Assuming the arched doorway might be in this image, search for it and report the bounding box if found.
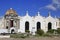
[48,22,52,30]
[37,22,41,31]
[25,21,29,32]
[11,29,15,34]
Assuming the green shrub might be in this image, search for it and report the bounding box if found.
[36,29,44,36]
[25,30,30,33]
[56,28,60,34]
[47,29,56,34]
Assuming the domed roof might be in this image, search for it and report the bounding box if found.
[5,8,17,15]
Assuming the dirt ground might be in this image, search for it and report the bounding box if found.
[0,37,60,40]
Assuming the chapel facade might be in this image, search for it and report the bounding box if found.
[0,8,60,34]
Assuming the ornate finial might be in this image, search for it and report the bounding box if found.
[55,15,56,18]
[37,11,40,16]
[48,11,51,16]
[10,8,12,10]
[26,11,29,16]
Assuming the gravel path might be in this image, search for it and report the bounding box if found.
[0,37,60,40]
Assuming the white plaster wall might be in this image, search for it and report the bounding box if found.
[34,16,44,32]
[45,16,58,32]
[18,15,59,33]
[19,15,33,33]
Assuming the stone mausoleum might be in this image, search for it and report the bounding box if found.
[0,8,60,35]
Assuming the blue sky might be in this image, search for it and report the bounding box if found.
[0,0,60,17]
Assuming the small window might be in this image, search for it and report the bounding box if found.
[56,22,57,26]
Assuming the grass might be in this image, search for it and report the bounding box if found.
[10,33,60,38]
[10,33,30,38]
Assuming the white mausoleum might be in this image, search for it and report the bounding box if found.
[0,8,60,34]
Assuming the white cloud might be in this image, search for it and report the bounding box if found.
[45,5,56,10]
[45,0,60,10]
[52,0,60,4]
[39,0,60,11]
[52,0,60,8]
